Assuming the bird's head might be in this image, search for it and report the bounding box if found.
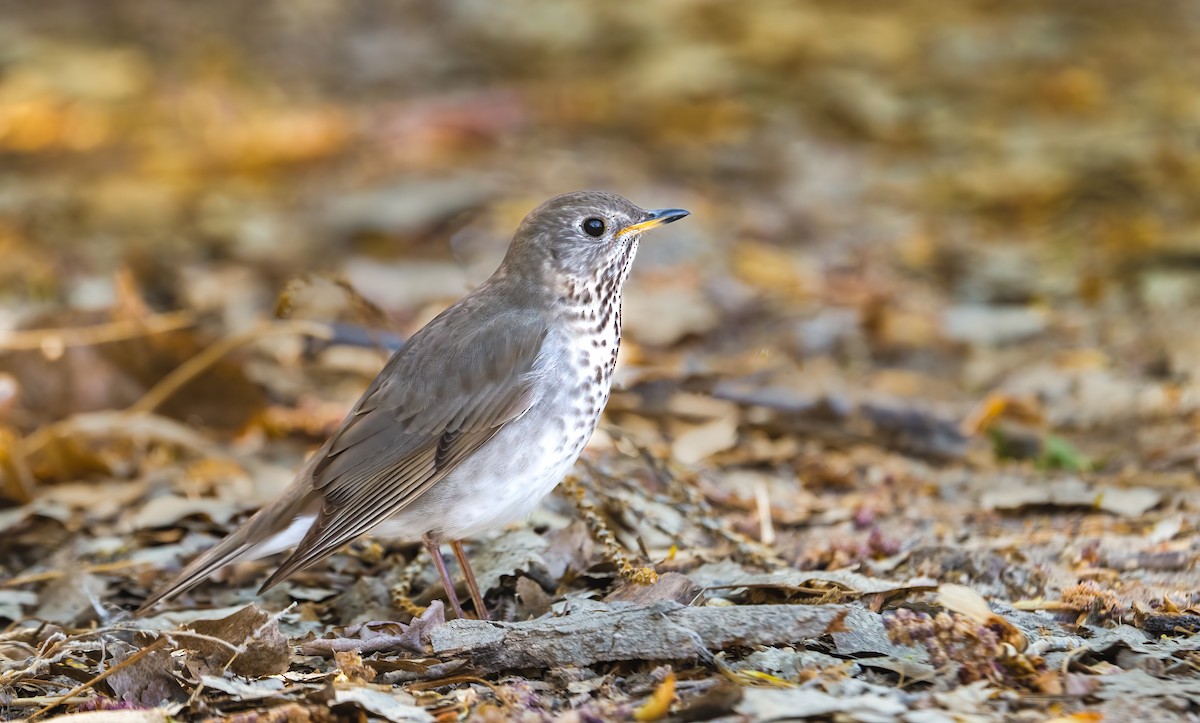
[500,190,689,292]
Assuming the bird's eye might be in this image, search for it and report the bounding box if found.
[581,217,606,238]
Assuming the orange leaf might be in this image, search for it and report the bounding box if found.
[634,671,676,721]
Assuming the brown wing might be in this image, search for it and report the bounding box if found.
[258,301,548,589]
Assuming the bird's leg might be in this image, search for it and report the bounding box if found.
[451,540,490,621]
[422,534,466,620]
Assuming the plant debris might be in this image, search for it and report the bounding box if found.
[2,1,1200,721]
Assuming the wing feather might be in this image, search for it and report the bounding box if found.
[258,302,548,590]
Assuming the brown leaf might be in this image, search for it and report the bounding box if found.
[606,573,701,606]
[514,576,553,620]
[183,604,290,677]
[106,641,187,708]
[333,649,377,685]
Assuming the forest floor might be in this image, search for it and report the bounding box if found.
[2,1,1200,721]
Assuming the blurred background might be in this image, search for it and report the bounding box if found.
[5,3,1200,715]
[2,1,1200,518]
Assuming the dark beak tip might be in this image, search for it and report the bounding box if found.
[651,208,691,225]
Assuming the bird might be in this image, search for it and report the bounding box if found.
[137,191,690,620]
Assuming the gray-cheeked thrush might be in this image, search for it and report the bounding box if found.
[138,191,689,619]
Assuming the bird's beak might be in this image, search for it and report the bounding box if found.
[617,208,690,238]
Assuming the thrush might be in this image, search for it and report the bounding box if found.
[137,191,689,619]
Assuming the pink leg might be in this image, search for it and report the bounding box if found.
[451,540,490,621]
[422,534,465,620]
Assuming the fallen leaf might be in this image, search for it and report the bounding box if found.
[183,604,290,677]
[981,477,1161,517]
[36,713,170,723]
[623,285,719,346]
[938,583,1026,652]
[633,670,676,721]
[199,674,289,701]
[130,494,242,530]
[671,414,738,465]
[333,686,434,723]
[607,572,701,606]
[107,642,187,708]
[0,589,38,621]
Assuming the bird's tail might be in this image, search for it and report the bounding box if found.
[135,482,319,615]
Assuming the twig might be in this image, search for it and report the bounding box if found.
[128,318,333,415]
[158,629,245,656]
[5,694,99,708]
[754,477,775,545]
[406,674,504,695]
[0,310,195,351]
[27,637,166,720]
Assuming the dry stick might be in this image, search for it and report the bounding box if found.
[0,310,195,351]
[27,638,166,720]
[129,318,334,415]
[406,674,508,704]
[754,477,775,545]
[406,674,503,692]
[4,695,99,708]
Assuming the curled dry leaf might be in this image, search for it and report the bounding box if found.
[332,686,434,723]
[937,583,1026,652]
[633,669,676,721]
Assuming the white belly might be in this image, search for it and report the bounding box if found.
[246,323,615,554]
[377,325,613,541]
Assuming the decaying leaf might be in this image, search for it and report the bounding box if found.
[606,572,701,606]
[182,604,291,677]
[5,2,1200,720]
[633,669,676,721]
[332,686,433,722]
[938,583,1026,651]
[106,642,187,708]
